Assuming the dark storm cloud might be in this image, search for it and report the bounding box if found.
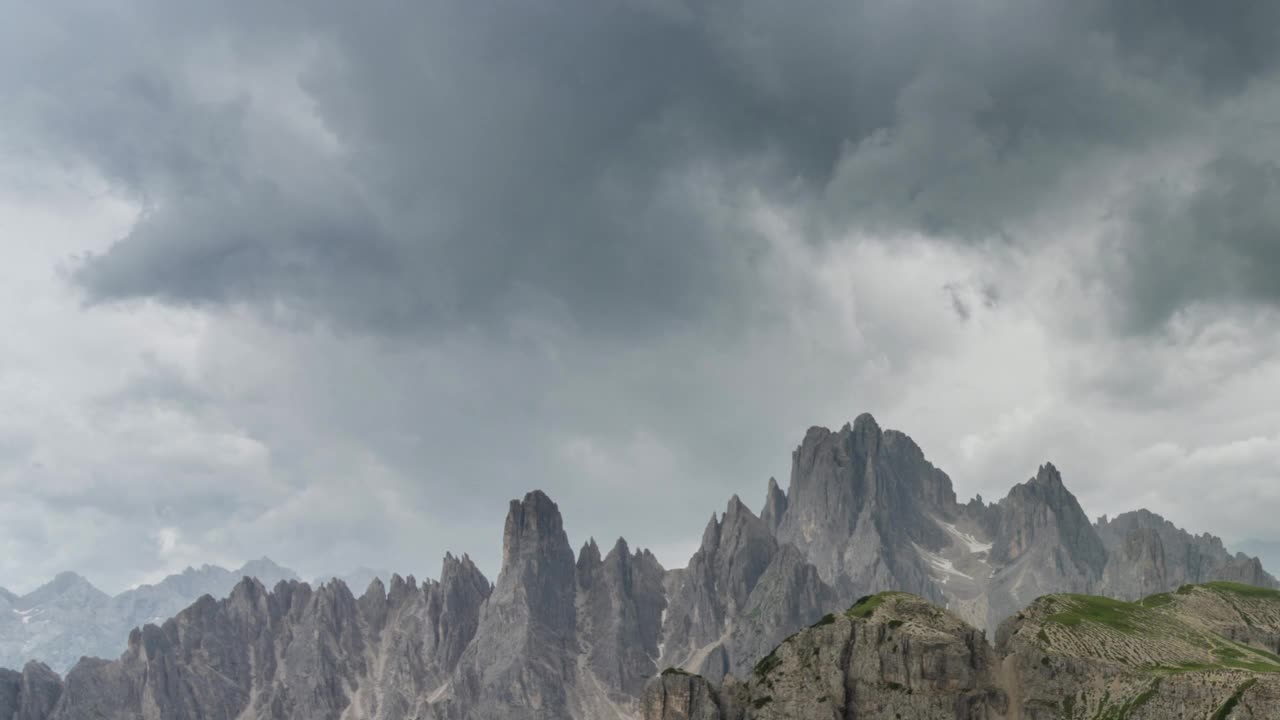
[5,0,1264,335]
[6,0,1280,588]
[1114,155,1280,331]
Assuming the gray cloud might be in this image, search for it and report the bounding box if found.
[3,0,1280,590]
[1113,155,1280,331]
[9,0,1265,334]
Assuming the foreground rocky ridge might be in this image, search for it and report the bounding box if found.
[2,413,1275,719]
[643,585,1280,719]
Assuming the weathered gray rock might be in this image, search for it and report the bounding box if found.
[659,495,838,684]
[646,593,1005,720]
[979,463,1108,628]
[721,544,835,681]
[775,416,953,603]
[641,671,724,720]
[0,668,17,719]
[660,497,779,674]
[1096,509,1277,600]
[759,478,786,535]
[0,661,62,720]
[438,490,579,719]
[578,538,666,698]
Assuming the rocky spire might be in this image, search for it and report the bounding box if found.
[660,495,798,681]
[760,477,787,533]
[432,552,491,672]
[578,537,667,698]
[443,490,579,718]
[576,538,602,590]
[992,462,1106,577]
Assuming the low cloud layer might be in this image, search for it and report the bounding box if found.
[1,0,1279,592]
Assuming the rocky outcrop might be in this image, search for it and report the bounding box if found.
[438,490,580,719]
[759,479,786,535]
[645,583,1280,719]
[0,661,62,720]
[578,538,667,698]
[996,582,1280,718]
[646,592,1006,720]
[640,671,725,720]
[659,497,779,676]
[721,544,836,681]
[659,496,837,683]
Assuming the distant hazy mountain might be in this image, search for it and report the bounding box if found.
[1237,538,1280,579]
[313,566,392,593]
[1,413,1274,719]
[0,558,297,673]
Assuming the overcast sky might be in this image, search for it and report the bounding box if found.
[2,0,1279,594]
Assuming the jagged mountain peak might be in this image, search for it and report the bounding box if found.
[361,575,387,599]
[500,490,568,570]
[761,476,787,532]
[609,536,631,557]
[7,416,1280,720]
[577,539,603,587]
[722,494,756,525]
[18,572,108,610]
[237,556,295,579]
[1031,461,1064,487]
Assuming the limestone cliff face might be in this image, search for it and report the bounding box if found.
[1096,509,1277,600]
[577,538,667,699]
[646,593,1005,720]
[978,463,1109,629]
[775,415,954,602]
[441,491,579,720]
[640,671,725,720]
[659,496,837,684]
[660,496,779,674]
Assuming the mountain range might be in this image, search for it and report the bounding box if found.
[1,413,1275,719]
[0,559,299,674]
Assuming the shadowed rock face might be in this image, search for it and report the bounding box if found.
[578,538,667,698]
[0,661,62,720]
[4,413,1278,720]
